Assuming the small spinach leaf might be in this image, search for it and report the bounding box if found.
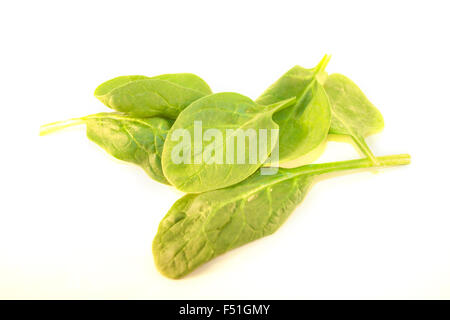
[94,73,212,119]
[40,113,173,184]
[323,73,384,164]
[153,154,411,279]
[256,55,331,163]
[162,92,296,193]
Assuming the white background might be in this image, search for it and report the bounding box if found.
[1,0,449,299]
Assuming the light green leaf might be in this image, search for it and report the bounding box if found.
[323,73,384,164]
[162,92,296,193]
[151,73,212,95]
[93,75,150,97]
[94,73,212,119]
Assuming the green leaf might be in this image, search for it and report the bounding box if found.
[94,73,212,119]
[93,75,150,97]
[40,113,173,184]
[256,55,331,163]
[151,73,212,95]
[323,73,384,164]
[161,92,296,193]
[153,154,411,279]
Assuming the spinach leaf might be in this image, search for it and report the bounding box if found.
[40,113,173,184]
[94,73,212,119]
[323,73,384,164]
[93,75,150,97]
[150,73,212,94]
[256,55,331,163]
[161,92,296,193]
[153,154,411,279]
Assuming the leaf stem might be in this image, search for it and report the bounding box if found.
[39,118,85,136]
[351,134,379,165]
[289,154,410,177]
[314,54,332,74]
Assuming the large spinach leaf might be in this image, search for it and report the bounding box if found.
[161,92,296,193]
[40,113,173,184]
[323,74,384,164]
[153,154,411,278]
[256,55,331,163]
[94,73,212,119]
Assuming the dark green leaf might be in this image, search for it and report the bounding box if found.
[40,113,173,184]
[153,154,410,278]
[256,55,331,163]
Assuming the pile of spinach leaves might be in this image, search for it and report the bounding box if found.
[41,57,410,279]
